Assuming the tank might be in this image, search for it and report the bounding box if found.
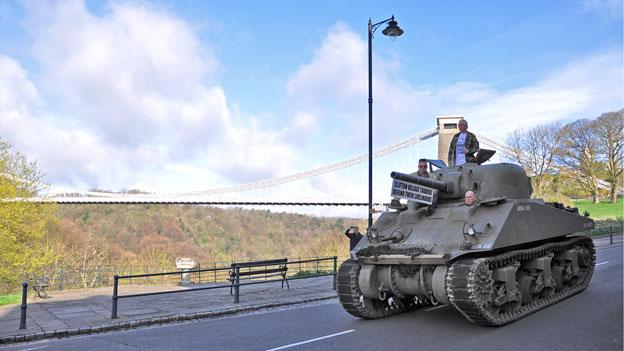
[337,161,595,326]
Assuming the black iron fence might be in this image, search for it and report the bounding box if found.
[111,256,338,319]
[18,256,347,293]
[582,224,623,244]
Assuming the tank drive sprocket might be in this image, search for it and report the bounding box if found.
[337,259,424,319]
[447,236,595,326]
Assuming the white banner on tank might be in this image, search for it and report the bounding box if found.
[390,179,434,205]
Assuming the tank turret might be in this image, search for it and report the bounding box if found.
[392,162,532,202]
[337,162,595,326]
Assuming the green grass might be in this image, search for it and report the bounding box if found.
[0,294,21,306]
[291,270,331,278]
[574,198,623,220]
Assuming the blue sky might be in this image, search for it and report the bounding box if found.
[0,0,622,196]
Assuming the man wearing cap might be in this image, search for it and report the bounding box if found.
[448,119,479,166]
[344,226,363,251]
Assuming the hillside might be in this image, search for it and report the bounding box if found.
[48,205,364,268]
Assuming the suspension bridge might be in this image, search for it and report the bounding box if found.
[36,124,510,204]
[22,117,622,216]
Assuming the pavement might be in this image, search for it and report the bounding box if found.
[0,234,621,346]
[0,274,337,345]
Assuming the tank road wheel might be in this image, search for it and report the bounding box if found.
[552,266,565,291]
[519,275,536,305]
[336,259,417,319]
[448,236,596,326]
[577,247,592,268]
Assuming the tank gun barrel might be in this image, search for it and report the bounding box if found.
[390,171,450,192]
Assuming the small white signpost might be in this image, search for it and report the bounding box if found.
[176,257,198,285]
[390,179,435,205]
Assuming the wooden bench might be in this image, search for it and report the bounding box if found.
[31,276,50,298]
[228,258,289,295]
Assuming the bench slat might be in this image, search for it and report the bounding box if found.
[235,268,287,277]
[232,258,287,268]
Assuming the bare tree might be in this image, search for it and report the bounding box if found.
[594,110,624,203]
[505,121,563,196]
[558,119,601,203]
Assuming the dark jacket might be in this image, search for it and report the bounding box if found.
[448,131,479,166]
[344,229,363,250]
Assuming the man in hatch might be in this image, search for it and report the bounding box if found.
[413,158,431,178]
[465,190,476,206]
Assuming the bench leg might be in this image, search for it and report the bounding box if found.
[282,275,290,289]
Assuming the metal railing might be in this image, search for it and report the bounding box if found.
[111,256,337,319]
[18,257,332,293]
[583,224,623,244]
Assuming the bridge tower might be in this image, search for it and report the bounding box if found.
[436,115,463,165]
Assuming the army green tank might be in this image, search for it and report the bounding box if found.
[337,160,595,326]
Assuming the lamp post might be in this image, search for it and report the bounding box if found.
[368,16,404,229]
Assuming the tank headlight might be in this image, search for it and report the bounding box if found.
[467,226,475,236]
[369,228,378,239]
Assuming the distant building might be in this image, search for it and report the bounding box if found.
[436,115,463,165]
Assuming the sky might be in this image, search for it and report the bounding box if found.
[0,0,622,198]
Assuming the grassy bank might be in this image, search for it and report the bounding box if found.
[574,198,623,220]
[0,294,20,306]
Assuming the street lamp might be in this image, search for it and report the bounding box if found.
[368,15,404,229]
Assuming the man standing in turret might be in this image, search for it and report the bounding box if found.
[448,119,479,166]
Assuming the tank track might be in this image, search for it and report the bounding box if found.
[447,236,595,326]
[336,258,425,319]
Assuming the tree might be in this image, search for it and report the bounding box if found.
[594,110,624,203]
[505,122,563,197]
[558,119,602,203]
[0,139,56,292]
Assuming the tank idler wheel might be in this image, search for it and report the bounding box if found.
[336,259,419,319]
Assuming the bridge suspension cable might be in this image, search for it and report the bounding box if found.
[178,128,439,196]
[46,127,438,204]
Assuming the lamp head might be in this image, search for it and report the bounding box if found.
[382,16,404,37]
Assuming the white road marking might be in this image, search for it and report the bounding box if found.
[596,262,609,266]
[266,330,355,351]
[425,305,447,312]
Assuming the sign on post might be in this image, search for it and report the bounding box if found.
[391,179,435,205]
[176,257,198,285]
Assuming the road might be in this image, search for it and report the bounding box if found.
[3,245,622,351]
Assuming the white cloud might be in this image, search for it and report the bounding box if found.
[27,1,222,146]
[0,55,126,189]
[579,0,623,17]
[0,1,297,191]
[1,6,621,211]
[460,50,623,142]
[285,22,436,153]
[287,22,622,151]
[0,55,41,112]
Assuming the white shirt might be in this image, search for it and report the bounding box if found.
[455,132,467,165]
